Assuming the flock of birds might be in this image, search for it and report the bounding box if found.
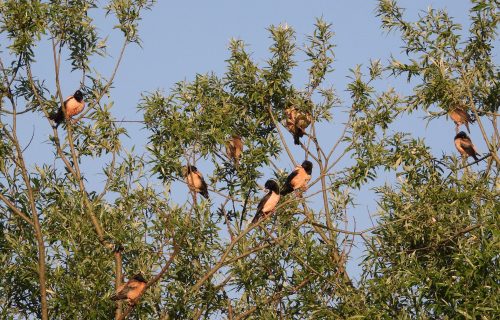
[180,105,314,225]
[450,107,481,161]
[48,91,481,305]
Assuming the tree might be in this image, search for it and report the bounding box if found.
[0,0,498,319]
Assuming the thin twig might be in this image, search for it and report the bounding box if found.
[445,153,492,179]
[266,104,297,167]
[405,224,482,253]
[234,276,313,320]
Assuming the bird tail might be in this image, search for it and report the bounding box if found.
[49,109,64,127]
[280,184,293,196]
[201,189,209,199]
[251,211,262,224]
[465,122,470,134]
[293,133,300,145]
[110,293,126,301]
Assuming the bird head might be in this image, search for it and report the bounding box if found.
[73,90,84,102]
[182,165,197,176]
[301,160,313,175]
[132,273,147,283]
[264,180,279,193]
[455,131,468,140]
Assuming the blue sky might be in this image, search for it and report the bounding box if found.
[3,1,496,281]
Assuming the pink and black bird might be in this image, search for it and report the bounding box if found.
[49,90,85,128]
[225,135,243,168]
[183,165,209,199]
[280,160,313,196]
[252,180,280,223]
[449,107,474,134]
[285,107,312,145]
[110,274,147,306]
[454,131,480,161]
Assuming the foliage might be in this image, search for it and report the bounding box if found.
[0,0,498,319]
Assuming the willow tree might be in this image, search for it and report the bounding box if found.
[0,0,498,319]
[358,1,499,318]
[0,0,161,319]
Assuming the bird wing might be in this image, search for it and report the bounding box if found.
[226,140,235,157]
[197,172,209,199]
[459,137,472,149]
[261,192,280,213]
[463,109,473,123]
[111,283,131,301]
[280,167,300,195]
[472,143,480,156]
[285,169,299,186]
[459,138,477,156]
[450,109,473,129]
[285,167,300,185]
[233,138,243,155]
[255,192,271,216]
[253,191,278,223]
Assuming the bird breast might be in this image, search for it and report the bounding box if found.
[127,282,146,300]
[65,97,85,117]
[186,173,203,190]
[262,192,280,213]
[454,138,465,154]
[291,168,310,190]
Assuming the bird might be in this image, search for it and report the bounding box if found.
[280,160,313,196]
[285,107,312,145]
[225,135,243,168]
[252,180,280,223]
[182,165,209,199]
[49,90,85,128]
[448,106,473,134]
[454,131,480,161]
[110,273,147,305]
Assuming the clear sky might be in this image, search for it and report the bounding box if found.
[3,1,497,281]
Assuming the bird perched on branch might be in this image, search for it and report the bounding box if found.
[454,131,480,161]
[225,135,243,168]
[280,160,313,196]
[252,180,280,223]
[285,107,312,145]
[448,106,474,133]
[182,165,209,199]
[49,90,85,128]
[110,274,147,305]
